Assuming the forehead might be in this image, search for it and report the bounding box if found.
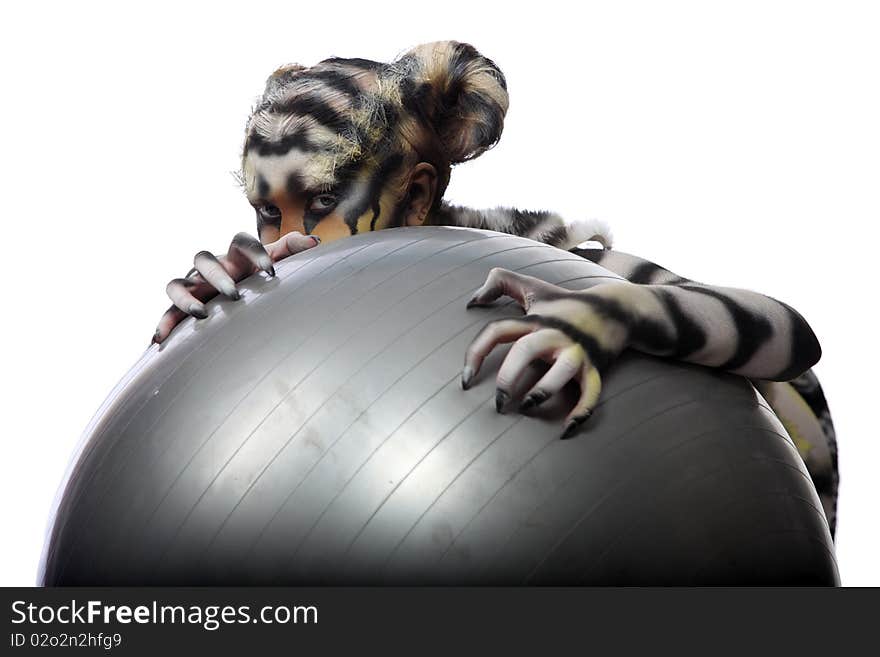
[243,149,342,201]
[243,60,383,201]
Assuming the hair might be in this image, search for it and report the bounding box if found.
[241,41,509,207]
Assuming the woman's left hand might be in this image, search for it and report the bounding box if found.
[462,268,638,439]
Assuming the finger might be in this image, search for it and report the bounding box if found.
[519,344,585,412]
[193,251,240,299]
[152,305,188,344]
[227,232,275,277]
[263,231,321,264]
[166,278,208,318]
[461,318,535,390]
[467,267,562,312]
[495,329,569,412]
[561,364,603,439]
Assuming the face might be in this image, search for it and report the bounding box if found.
[243,140,416,246]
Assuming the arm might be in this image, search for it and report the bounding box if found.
[438,202,822,379]
[570,247,822,382]
[462,252,822,438]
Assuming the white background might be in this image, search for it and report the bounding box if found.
[1,1,877,585]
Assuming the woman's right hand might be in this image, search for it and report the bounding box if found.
[152,231,320,344]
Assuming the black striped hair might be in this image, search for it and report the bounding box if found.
[241,41,509,206]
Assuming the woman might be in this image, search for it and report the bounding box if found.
[153,41,838,535]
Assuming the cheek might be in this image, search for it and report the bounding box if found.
[350,189,408,234]
[354,205,380,234]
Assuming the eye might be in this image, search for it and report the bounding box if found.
[257,204,281,220]
[308,194,338,213]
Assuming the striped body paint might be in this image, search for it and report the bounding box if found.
[161,40,837,537]
[458,241,835,535]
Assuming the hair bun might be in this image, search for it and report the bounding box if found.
[396,41,509,164]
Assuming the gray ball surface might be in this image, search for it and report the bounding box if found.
[39,227,838,585]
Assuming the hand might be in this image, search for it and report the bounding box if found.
[461,268,636,439]
[152,231,320,344]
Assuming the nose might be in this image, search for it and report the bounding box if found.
[279,206,306,238]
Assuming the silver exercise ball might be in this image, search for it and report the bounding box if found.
[39,227,838,585]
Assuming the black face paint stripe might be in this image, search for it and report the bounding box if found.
[369,198,382,232]
[254,177,280,234]
[245,131,318,157]
[679,284,774,371]
[257,175,270,200]
[341,153,405,233]
[255,207,281,237]
[299,161,361,234]
[286,172,306,197]
[303,199,339,234]
[304,211,339,235]
[290,169,326,234]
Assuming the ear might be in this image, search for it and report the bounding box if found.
[403,162,438,226]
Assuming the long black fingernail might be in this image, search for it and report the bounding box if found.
[311,235,321,244]
[267,265,276,277]
[151,329,161,345]
[560,421,578,440]
[461,366,474,390]
[188,303,208,319]
[519,390,551,413]
[560,410,592,440]
[495,389,510,413]
[466,297,480,309]
[519,396,538,412]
